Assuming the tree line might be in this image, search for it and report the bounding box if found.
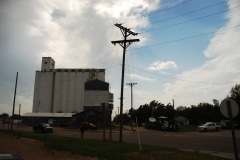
[113,84,240,126]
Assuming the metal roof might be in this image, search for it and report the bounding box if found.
[22,112,74,118]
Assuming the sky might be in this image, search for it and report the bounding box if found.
[0,0,240,116]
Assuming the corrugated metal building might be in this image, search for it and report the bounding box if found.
[32,57,113,114]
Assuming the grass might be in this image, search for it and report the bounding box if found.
[0,129,229,160]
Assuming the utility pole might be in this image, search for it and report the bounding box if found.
[111,23,140,142]
[102,103,106,142]
[18,104,21,127]
[11,72,18,130]
[172,99,175,109]
[126,83,137,130]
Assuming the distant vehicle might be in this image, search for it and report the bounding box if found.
[220,120,240,129]
[161,121,170,131]
[144,116,171,131]
[33,123,53,133]
[0,154,22,160]
[144,121,162,130]
[198,122,221,132]
[80,122,97,131]
[220,120,231,129]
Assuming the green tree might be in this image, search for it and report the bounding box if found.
[188,105,199,125]
[113,113,131,125]
[212,99,220,107]
[176,106,188,118]
[135,104,152,125]
[229,84,240,105]
[165,103,175,120]
[1,113,9,123]
[153,102,165,117]
[228,83,240,119]
[12,114,21,120]
[149,100,159,116]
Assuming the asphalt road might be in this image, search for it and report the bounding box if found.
[53,126,240,159]
[7,125,240,159]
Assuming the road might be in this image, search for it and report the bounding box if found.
[7,125,240,159]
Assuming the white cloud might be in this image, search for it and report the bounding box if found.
[162,0,240,106]
[94,0,159,26]
[0,0,161,114]
[2,0,239,114]
[15,95,33,115]
[129,73,155,81]
[204,0,240,58]
[149,61,178,71]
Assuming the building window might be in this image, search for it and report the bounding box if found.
[44,62,48,64]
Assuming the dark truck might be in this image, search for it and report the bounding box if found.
[33,123,53,133]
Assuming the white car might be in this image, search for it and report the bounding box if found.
[198,122,221,132]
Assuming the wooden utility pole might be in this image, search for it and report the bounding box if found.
[102,103,106,141]
[126,83,137,110]
[111,23,139,142]
[11,72,18,130]
[18,104,21,127]
[126,82,137,131]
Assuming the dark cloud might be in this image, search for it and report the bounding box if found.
[0,0,160,114]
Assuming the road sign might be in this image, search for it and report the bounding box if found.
[220,98,240,160]
[220,98,239,118]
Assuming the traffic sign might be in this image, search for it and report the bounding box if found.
[220,98,239,118]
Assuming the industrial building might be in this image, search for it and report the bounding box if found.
[22,57,113,126]
[32,57,113,113]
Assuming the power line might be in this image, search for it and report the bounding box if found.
[126,0,226,30]
[128,65,240,85]
[148,0,193,17]
[15,2,234,95]
[123,0,193,25]
[145,0,226,27]
[141,6,240,33]
[131,24,240,50]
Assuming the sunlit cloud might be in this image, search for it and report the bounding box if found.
[149,61,178,71]
[159,0,240,106]
[129,73,155,81]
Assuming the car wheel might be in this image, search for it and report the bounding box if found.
[204,128,207,132]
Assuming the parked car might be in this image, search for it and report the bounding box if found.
[220,120,231,129]
[220,120,240,129]
[198,122,221,132]
[80,122,97,131]
[145,121,164,130]
[161,121,170,131]
[33,123,53,133]
[0,154,22,160]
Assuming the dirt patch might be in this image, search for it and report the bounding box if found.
[0,133,98,160]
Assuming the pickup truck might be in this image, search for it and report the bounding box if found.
[198,122,221,132]
[33,123,53,133]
